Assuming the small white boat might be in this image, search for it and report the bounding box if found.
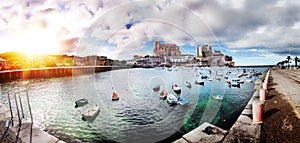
[177,97,189,105]
[232,78,241,82]
[75,98,88,107]
[185,81,192,88]
[230,82,240,87]
[246,79,252,83]
[237,80,244,84]
[82,104,100,121]
[207,78,213,81]
[153,84,160,91]
[212,94,223,101]
[167,93,178,105]
[172,84,181,94]
[201,75,208,79]
[160,89,168,99]
[195,80,204,85]
[215,76,221,80]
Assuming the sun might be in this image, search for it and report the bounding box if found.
[3,28,60,55]
[19,29,60,54]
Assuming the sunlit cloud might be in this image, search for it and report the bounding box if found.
[0,0,300,65]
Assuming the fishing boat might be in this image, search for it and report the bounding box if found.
[82,104,100,121]
[172,84,181,94]
[159,89,168,100]
[75,98,88,107]
[167,93,178,105]
[212,94,223,101]
[177,97,189,105]
[246,79,252,83]
[112,92,119,101]
[153,84,160,91]
[185,81,192,88]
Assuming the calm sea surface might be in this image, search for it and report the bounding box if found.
[0,67,267,142]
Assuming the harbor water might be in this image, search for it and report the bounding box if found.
[0,67,266,142]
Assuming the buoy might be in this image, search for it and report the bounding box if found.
[252,101,264,124]
[259,88,266,101]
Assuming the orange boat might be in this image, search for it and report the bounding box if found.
[159,90,168,100]
[112,92,119,101]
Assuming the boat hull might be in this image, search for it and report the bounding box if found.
[82,105,100,122]
[75,98,88,107]
[167,93,178,105]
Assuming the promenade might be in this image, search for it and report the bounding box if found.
[260,68,300,142]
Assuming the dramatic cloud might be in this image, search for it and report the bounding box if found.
[0,0,300,65]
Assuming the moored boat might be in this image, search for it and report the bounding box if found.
[230,81,240,87]
[185,81,192,88]
[172,84,181,94]
[75,98,88,107]
[212,94,223,101]
[237,80,244,84]
[201,75,208,79]
[153,84,160,91]
[167,93,178,105]
[82,104,100,121]
[195,79,204,85]
[177,96,189,105]
[159,89,168,100]
[112,92,119,100]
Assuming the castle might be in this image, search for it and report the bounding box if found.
[153,41,181,57]
[196,45,235,67]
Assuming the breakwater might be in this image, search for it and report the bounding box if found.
[0,66,130,83]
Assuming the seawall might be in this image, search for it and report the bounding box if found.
[0,66,131,83]
[174,68,270,143]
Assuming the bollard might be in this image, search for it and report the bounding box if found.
[263,82,268,90]
[259,88,266,101]
[264,79,268,84]
[252,101,264,124]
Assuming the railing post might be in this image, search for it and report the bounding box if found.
[26,90,33,123]
[14,93,22,125]
[7,92,14,126]
[18,92,25,118]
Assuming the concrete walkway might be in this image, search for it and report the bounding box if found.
[271,69,300,118]
[0,103,65,143]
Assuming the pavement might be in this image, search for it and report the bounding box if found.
[0,103,65,143]
[271,69,300,118]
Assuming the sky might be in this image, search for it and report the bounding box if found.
[1,0,300,66]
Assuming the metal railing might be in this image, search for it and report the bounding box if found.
[3,89,33,143]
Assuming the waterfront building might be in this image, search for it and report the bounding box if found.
[169,54,195,65]
[0,58,7,70]
[196,45,235,67]
[153,41,181,57]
